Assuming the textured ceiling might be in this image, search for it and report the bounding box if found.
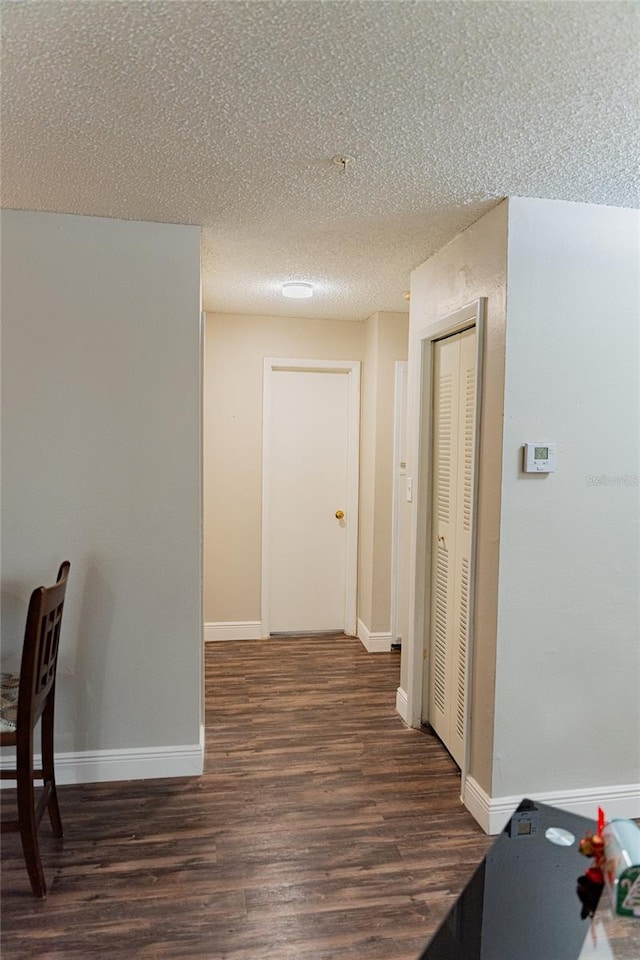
[2,1,639,322]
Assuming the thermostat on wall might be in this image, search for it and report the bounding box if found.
[523,442,556,473]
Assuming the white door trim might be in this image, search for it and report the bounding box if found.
[261,358,361,638]
[406,299,485,793]
[390,360,408,643]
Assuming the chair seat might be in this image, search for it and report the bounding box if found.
[0,673,19,733]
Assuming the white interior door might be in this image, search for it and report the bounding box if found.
[426,327,477,767]
[262,359,360,636]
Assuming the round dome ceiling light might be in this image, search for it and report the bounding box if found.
[282,281,314,299]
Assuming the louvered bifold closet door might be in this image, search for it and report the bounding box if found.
[428,327,477,769]
[448,328,477,767]
[428,333,461,749]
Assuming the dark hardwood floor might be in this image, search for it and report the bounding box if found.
[1,636,492,959]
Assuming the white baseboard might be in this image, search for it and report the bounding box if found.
[357,619,393,652]
[463,775,640,835]
[395,686,410,724]
[205,621,262,642]
[0,729,204,788]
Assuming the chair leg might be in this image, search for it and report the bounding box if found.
[41,698,63,838]
[16,762,47,898]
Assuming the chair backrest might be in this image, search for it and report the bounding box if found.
[17,561,70,731]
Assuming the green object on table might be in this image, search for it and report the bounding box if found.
[602,819,640,917]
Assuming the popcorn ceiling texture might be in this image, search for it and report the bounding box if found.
[2,1,638,321]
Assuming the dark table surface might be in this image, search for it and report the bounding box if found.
[418,799,639,960]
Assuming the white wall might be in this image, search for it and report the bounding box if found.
[493,197,640,798]
[1,210,203,782]
[403,197,640,831]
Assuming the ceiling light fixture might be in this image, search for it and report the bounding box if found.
[282,281,314,299]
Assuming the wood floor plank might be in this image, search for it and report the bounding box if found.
[1,636,493,959]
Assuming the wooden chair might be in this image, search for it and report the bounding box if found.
[0,561,71,897]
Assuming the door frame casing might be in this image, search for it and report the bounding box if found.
[261,357,361,638]
[407,299,485,792]
[390,360,408,644]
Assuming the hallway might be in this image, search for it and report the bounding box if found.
[1,636,490,959]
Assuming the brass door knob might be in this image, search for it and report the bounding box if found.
[335,510,345,520]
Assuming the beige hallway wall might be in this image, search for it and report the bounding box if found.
[401,200,509,792]
[358,312,409,636]
[203,312,365,628]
